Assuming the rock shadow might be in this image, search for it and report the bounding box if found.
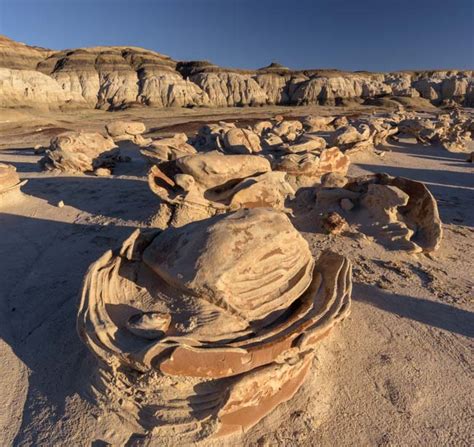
[0,213,136,445]
[353,283,474,338]
[356,163,474,226]
[22,175,159,222]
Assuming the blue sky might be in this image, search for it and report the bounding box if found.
[0,0,473,71]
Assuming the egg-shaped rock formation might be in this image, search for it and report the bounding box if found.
[147,152,296,227]
[78,208,352,442]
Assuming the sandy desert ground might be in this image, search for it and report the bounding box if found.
[0,105,473,446]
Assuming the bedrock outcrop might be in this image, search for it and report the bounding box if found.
[1,35,473,110]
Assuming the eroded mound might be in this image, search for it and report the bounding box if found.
[316,173,443,253]
[0,163,27,206]
[78,208,352,442]
[39,131,119,174]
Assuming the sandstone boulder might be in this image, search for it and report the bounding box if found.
[275,147,350,188]
[105,120,148,145]
[283,134,327,153]
[252,120,273,135]
[0,163,27,206]
[222,128,262,154]
[39,131,119,174]
[147,152,293,227]
[398,111,472,152]
[273,120,304,141]
[302,115,335,132]
[190,121,236,151]
[141,133,196,164]
[316,173,443,253]
[78,208,352,442]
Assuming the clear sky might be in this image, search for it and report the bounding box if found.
[0,0,473,71]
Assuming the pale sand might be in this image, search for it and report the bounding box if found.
[0,106,472,446]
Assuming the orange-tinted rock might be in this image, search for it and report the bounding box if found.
[78,209,352,441]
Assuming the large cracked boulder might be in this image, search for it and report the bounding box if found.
[39,131,119,174]
[78,208,352,442]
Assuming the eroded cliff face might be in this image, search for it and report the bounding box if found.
[0,35,473,110]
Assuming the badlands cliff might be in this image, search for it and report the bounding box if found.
[0,35,473,110]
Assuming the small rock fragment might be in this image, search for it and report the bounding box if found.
[94,168,111,176]
[340,198,354,211]
[321,172,348,188]
[322,211,348,234]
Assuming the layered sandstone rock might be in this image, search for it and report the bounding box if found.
[141,133,197,164]
[315,173,443,253]
[0,163,27,206]
[222,128,262,154]
[326,115,399,154]
[190,121,237,151]
[78,208,352,442]
[0,67,87,109]
[189,71,268,107]
[147,152,294,227]
[39,131,119,174]
[105,120,151,145]
[1,35,472,110]
[275,147,350,188]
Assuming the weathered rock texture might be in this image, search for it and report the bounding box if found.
[105,120,150,145]
[141,133,197,164]
[78,208,352,442]
[315,173,443,253]
[1,35,473,110]
[147,152,294,227]
[398,109,473,152]
[0,163,27,206]
[39,131,119,174]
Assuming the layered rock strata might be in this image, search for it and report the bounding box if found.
[1,35,473,110]
[78,208,352,442]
